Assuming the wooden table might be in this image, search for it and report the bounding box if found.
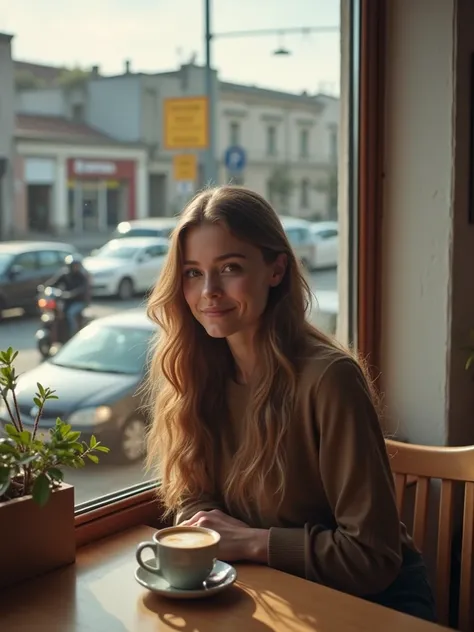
[1,525,449,631]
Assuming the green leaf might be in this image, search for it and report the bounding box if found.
[0,439,19,457]
[94,445,110,453]
[466,355,474,371]
[90,434,97,448]
[33,397,42,408]
[18,430,32,446]
[0,469,11,497]
[32,473,51,507]
[59,423,72,436]
[0,466,10,483]
[69,442,84,453]
[37,382,46,398]
[4,424,20,438]
[46,467,63,481]
[86,453,99,464]
[65,431,81,443]
[18,454,37,466]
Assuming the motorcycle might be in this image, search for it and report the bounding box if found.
[35,286,91,359]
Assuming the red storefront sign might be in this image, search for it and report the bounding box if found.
[67,158,136,219]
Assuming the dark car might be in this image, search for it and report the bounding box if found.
[0,309,155,463]
[0,241,78,319]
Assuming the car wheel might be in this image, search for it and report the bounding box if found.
[117,277,134,300]
[118,417,146,463]
[37,338,51,359]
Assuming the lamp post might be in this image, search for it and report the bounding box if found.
[203,0,339,185]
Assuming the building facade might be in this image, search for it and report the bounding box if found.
[0,33,15,239]
[14,60,339,233]
[13,114,148,237]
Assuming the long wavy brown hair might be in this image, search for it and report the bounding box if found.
[145,185,348,519]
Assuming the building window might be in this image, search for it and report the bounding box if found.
[267,125,277,156]
[300,178,310,209]
[300,128,309,158]
[329,125,338,164]
[72,103,84,122]
[229,121,240,146]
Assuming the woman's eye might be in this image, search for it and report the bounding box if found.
[222,263,241,273]
[184,268,200,278]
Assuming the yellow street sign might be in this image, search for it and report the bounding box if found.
[173,154,197,182]
[164,97,208,150]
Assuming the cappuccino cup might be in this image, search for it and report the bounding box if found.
[135,526,220,590]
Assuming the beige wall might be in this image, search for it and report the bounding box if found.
[381,0,474,447]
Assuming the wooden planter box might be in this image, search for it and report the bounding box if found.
[0,483,76,589]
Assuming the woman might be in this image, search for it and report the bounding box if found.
[146,186,436,622]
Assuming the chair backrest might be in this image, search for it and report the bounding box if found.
[385,439,474,631]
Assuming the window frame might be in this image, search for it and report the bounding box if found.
[266,125,277,156]
[73,0,386,546]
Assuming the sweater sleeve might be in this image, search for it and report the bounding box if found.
[268,358,403,597]
[174,494,225,525]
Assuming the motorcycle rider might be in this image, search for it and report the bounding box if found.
[46,254,91,336]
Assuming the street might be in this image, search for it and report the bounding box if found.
[0,268,337,505]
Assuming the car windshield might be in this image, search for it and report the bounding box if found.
[50,323,153,374]
[0,253,13,275]
[96,243,141,259]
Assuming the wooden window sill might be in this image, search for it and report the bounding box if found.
[0,523,447,631]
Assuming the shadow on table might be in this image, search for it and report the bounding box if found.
[141,577,320,632]
[142,585,275,632]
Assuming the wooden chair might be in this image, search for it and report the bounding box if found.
[385,439,474,631]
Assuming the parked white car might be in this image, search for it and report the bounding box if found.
[309,221,339,269]
[112,218,179,240]
[280,216,316,269]
[83,237,169,300]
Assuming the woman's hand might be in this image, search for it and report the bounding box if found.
[180,509,269,563]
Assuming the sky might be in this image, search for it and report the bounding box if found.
[0,0,340,95]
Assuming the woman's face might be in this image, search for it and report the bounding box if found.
[182,222,285,340]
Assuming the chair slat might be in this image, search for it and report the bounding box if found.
[436,480,453,626]
[412,476,429,550]
[459,482,474,632]
[394,473,406,515]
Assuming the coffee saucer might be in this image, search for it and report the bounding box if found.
[135,559,237,600]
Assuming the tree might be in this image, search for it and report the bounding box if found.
[15,70,45,91]
[56,67,91,89]
[267,165,295,213]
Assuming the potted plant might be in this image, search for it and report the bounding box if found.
[0,347,109,588]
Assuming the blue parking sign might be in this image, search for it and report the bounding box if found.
[224,146,246,173]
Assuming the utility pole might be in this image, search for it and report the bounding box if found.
[202,2,338,187]
[204,0,218,185]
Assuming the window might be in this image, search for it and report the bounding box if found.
[72,103,84,122]
[300,178,310,208]
[328,124,338,164]
[2,0,371,519]
[144,244,168,257]
[229,121,240,146]
[13,252,37,271]
[300,128,309,158]
[38,250,62,269]
[266,125,277,156]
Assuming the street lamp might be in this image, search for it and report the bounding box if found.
[203,0,339,185]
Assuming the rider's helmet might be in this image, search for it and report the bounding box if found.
[64,253,83,272]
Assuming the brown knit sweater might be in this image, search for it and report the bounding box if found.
[175,347,416,597]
